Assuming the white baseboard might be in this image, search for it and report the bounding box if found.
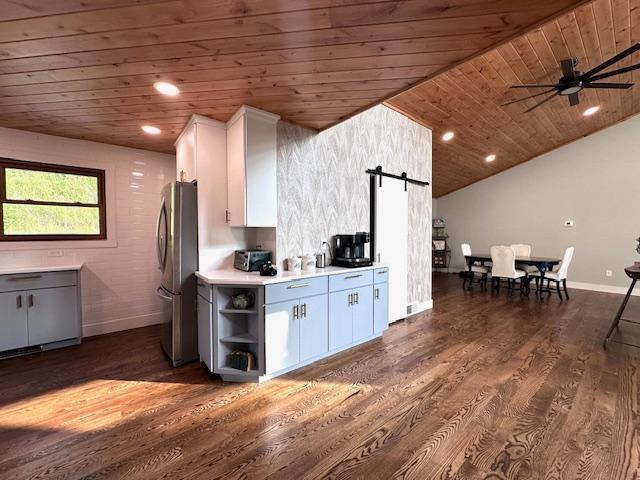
[407,299,433,316]
[567,281,640,297]
[82,312,165,338]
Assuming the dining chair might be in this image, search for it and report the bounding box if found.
[461,243,489,290]
[490,246,528,295]
[510,243,538,278]
[530,246,574,300]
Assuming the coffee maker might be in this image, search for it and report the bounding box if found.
[332,232,373,268]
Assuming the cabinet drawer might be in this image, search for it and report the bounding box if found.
[265,276,328,304]
[373,268,389,284]
[0,271,77,293]
[196,279,212,303]
[329,270,373,292]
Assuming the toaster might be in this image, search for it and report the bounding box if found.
[234,250,272,272]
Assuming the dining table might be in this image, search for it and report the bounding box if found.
[464,254,562,296]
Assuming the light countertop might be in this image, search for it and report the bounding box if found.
[196,264,387,286]
[0,264,83,275]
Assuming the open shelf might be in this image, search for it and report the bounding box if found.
[219,308,258,315]
[218,365,259,376]
[220,333,258,344]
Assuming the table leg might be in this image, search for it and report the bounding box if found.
[537,266,547,299]
[603,278,637,348]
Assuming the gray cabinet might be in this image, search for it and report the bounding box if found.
[328,290,352,350]
[197,293,213,370]
[352,285,374,341]
[373,282,389,334]
[27,286,79,345]
[299,294,329,362]
[0,292,28,351]
[265,299,300,374]
[0,269,82,357]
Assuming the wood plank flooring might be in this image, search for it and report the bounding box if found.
[0,273,638,479]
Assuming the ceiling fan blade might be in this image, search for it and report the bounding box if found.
[583,82,634,89]
[582,42,640,78]
[501,88,556,106]
[560,59,576,80]
[525,92,557,112]
[588,63,640,82]
[510,84,559,88]
[568,92,580,106]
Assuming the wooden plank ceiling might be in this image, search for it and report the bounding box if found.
[387,0,640,197]
[0,0,587,153]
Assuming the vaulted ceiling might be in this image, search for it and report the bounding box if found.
[387,0,640,197]
[0,0,587,153]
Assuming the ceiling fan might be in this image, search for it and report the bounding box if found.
[503,42,640,112]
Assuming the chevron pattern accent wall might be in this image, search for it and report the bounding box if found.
[276,105,432,304]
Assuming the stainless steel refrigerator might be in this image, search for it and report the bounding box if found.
[155,181,198,367]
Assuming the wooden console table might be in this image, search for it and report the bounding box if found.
[603,265,640,349]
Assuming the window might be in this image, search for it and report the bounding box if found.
[0,158,106,241]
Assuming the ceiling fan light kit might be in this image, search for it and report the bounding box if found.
[504,43,640,112]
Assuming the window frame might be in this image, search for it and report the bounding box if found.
[0,157,107,241]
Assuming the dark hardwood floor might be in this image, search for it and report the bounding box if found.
[1,273,639,479]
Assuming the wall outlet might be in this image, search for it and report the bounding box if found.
[48,250,64,257]
[564,220,574,227]
[606,270,613,277]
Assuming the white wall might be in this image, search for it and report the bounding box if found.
[0,127,175,336]
[436,114,640,292]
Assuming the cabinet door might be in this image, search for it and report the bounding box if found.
[197,295,213,370]
[373,283,389,334]
[299,294,328,362]
[265,299,300,374]
[352,285,374,342]
[0,291,28,351]
[329,290,352,350]
[27,287,79,346]
[176,123,196,181]
[226,114,246,226]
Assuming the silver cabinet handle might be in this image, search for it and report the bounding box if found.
[28,294,34,308]
[16,295,22,309]
[377,270,387,275]
[348,293,353,306]
[293,304,299,320]
[287,283,310,289]
[8,275,42,282]
[354,292,359,304]
[374,288,379,299]
[301,303,307,318]
[344,274,363,280]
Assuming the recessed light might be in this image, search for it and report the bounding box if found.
[442,131,455,141]
[485,154,496,163]
[154,81,180,96]
[141,125,161,135]
[583,105,600,117]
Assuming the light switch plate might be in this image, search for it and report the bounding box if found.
[564,220,574,227]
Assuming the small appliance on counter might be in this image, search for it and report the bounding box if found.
[332,232,373,268]
[234,250,272,272]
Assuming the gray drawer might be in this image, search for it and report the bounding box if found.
[0,270,78,293]
[197,279,212,303]
[329,269,374,292]
[374,268,389,284]
[265,276,328,304]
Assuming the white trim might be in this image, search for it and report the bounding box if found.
[82,311,165,337]
[567,281,640,297]
[227,105,281,127]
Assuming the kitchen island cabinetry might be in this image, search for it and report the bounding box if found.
[197,265,389,382]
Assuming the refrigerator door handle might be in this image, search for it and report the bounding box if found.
[156,200,168,271]
[155,286,173,303]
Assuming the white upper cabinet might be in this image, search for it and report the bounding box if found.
[226,106,279,227]
[175,120,196,182]
[174,115,226,183]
